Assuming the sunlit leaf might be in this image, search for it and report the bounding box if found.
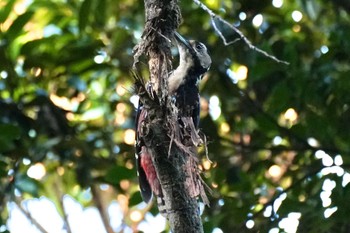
[6,11,34,41]
[0,0,16,23]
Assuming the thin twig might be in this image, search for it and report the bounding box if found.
[151,27,172,43]
[193,0,290,65]
[53,179,73,233]
[211,18,241,46]
[14,198,49,233]
[199,130,212,163]
[90,185,115,233]
[168,129,175,157]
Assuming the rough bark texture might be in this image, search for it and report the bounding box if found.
[133,0,204,232]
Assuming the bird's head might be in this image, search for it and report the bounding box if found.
[174,32,212,75]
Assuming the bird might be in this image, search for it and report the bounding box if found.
[169,32,211,129]
[135,31,211,209]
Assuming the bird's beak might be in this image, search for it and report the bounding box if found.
[174,32,192,50]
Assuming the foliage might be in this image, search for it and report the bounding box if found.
[1,0,350,232]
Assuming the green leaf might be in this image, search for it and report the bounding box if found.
[15,174,40,197]
[0,124,21,153]
[104,166,134,185]
[0,123,21,140]
[0,138,14,152]
[6,11,34,41]
[129,191,142,206]
[79,0,92,32]
[0,0,16,23]
[94,0,106,27]
[0,160,8,177]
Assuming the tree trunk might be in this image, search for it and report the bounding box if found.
[133,0,204,232]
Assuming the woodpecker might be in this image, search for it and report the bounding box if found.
[169,32,212,128]
[135,105,161,203]
[135,32,211,207]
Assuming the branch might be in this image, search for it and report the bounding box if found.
[133,0,205,231]
[53,179,73,233]
[192,0,290,65]
[91,185,115,233]
[14,198,49,233]
[134,72,204,232]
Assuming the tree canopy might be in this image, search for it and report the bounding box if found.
[1,0,350,232]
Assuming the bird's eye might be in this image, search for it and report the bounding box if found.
[196,43,204,50]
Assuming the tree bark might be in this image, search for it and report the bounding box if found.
[133,0,204,232]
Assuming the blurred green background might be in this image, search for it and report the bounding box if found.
[1,0,350,232]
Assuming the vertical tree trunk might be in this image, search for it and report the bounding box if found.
[133,0,204,232]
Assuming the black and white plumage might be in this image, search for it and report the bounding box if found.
[135,32,211,207]
[169,32,211,128]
